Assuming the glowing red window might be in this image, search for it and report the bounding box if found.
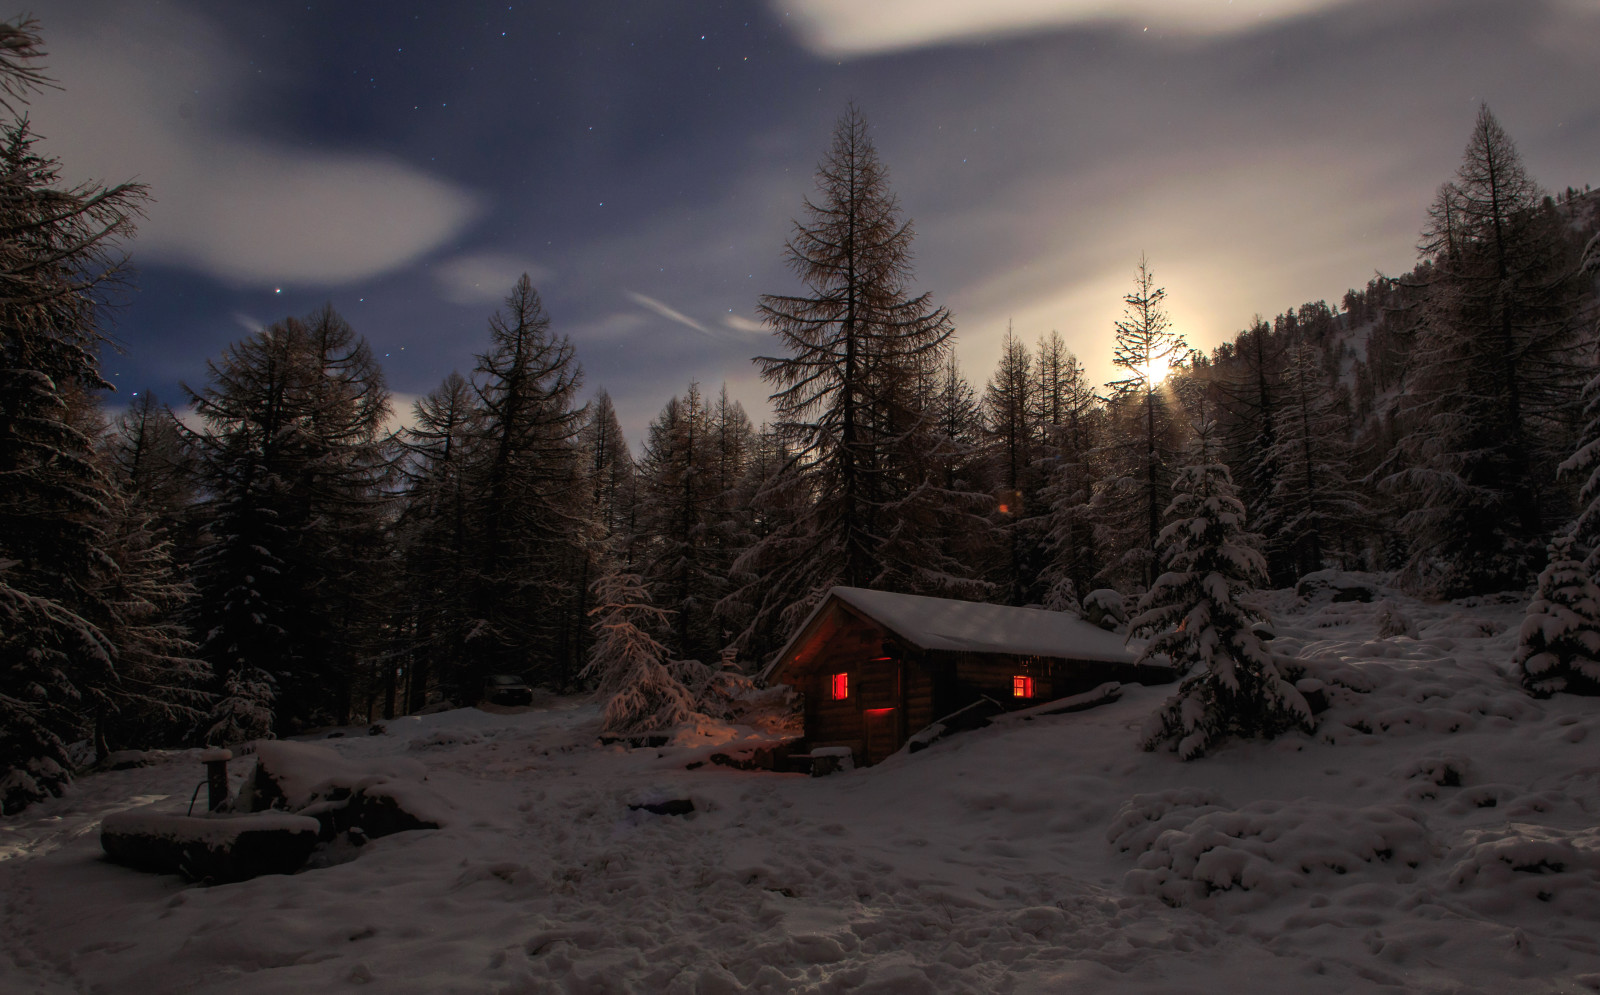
[1012,675,1034,698]
[829,673,849,700]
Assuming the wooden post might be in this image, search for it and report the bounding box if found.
[200,748,232,812]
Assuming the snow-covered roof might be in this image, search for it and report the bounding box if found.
[768,587,1136,679]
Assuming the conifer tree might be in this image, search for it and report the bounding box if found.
[187,307,391,735]
[96,402,210,755]
[1038,339,1102,601]
[1267,342,1366,577]
[581,389,636,550]
[1515,534,1600,697]
[1385,105,1585,593]
[983,326,1048,603]
[0,22,148,809]
[393,371,479,709]
[1095,255,1188,589]
[463,274,586,687]
[582,569,703,735]
[638,382,719,661]
[743,104,972,644]
[1133,463,1313,759]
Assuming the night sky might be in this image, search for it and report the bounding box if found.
[24,0,1600,443]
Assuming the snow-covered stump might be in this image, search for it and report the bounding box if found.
[1515,535,1600,697]
[100,811,320,883]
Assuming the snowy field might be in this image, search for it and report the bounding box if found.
[4,584,1600,994]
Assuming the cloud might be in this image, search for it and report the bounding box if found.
[625,291,713,336]
[723,314,768,334]
[434,253,556,306]
[231,312,264,334]
[778,0,1357,56]
[28,4,479,288]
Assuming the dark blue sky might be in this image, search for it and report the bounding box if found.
[27,0,1600,443]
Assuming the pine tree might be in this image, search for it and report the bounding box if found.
[463,274,586,688]
[96,402,210,755]
[983,326,1047,603]
[744,104,971,644]
[638,382,720,662]
[0,23,148,810]
[582,569,703,735]
[1266,341,1366,578]
[393,371,479,709]
[1210,317,1288,579]
[187,308,391,735]
[1095,255,1188,589]
[1038,338,1102,601]
[581,389,636,550]
[1133,463,1313,759]
[1515,534,1600,697]
[1385,105,1586,594]
[568,388,637,672]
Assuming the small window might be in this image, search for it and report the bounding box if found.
[829,672,850,700]
[1012,675,1034,698]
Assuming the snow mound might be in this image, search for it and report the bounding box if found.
[406,729,483,751]
[1109,791,1433,909]
[1448,825,1600,917]
[246,739,427,810]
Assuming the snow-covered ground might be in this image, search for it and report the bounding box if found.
[4,584,1600,994]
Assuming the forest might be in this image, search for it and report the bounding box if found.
[3,17,1599,815]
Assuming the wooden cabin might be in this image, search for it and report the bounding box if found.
[762,587,1173,766]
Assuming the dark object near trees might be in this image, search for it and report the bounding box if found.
[100,811,320,883]
[483,674,534,706]
[628,798,695,816]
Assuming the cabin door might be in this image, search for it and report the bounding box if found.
[863,708,898,764]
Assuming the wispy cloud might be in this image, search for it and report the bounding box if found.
[30,4,479,287]
[231,312,264,334]
[434,253,556,306]
[778,0,1357,56]
[723,314,768,334]
[625,291,714,336]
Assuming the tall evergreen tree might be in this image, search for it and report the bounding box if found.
[0,22,149,810]
[1385,105,1586,594]
[1038,340,1102,606]
[463,274,586,688]
[1267,341,1366,577]
[638,382,718,662]
[187,307,391,736]
[742,104,972,646]
[393,371,478,710]
[983,326,1043,603]
[1095,255,1188,589]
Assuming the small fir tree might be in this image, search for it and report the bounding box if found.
[1133,463,1313,759]
[582,570,703,735]
[1515,535,1600,697]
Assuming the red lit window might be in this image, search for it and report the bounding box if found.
[829,673,849,700]
[1012,675,1034,698]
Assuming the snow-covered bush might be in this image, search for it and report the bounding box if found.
[1132,464,1314,759]
[581,570,703,735]
[1108,790,1432,909]
[1375,599,1418,638]
[1081,588,1126,631]
[1042,576,1082,615]
[1514,534,1600,697]
[206,668,276,746]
